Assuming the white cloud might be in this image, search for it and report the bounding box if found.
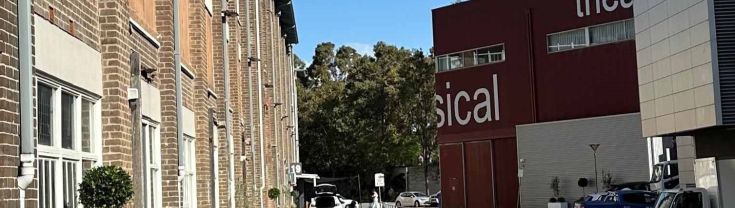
[344,42,374,57]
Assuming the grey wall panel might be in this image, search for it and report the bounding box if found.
[517,113,649,208]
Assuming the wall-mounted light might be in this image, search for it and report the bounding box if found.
[222,10,239,17]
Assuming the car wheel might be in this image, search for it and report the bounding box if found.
[414,201,420,207]
[396,201,401,207]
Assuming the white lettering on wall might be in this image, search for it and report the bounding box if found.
[436,74,500,128]
[577,0,633,17]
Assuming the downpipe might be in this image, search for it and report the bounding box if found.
[173,0,186,194]
[18,0,35,207]
[220,0,236,206]
[255,0,266,208]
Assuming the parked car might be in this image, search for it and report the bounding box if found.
[395,192,431,207]
[608,182,652,191]
[310,194,357,208]
[653,188,711,208]
[336,194,357,208]
[428,191,441,207]
[315,184,339,195]
[581,190,658,208]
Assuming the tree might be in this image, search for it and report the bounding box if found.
[298,41,437,195]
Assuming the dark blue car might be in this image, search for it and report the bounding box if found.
[581,190,658,208]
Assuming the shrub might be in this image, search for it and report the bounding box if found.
[268,188,281,200]
[78,165,134,208]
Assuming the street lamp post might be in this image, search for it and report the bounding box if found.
[589,144,600,193]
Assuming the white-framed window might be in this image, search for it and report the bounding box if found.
[547,19,634,53]
[143,120,162,208]
[547,28,588,52]
[436,44,506,72]
[182,135,197,208]
[36,79,101,208]
[212,126,220,208]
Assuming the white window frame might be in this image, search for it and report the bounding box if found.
[546,19,634,53]
[183,135,198,208]
[143,120,162,208]
[36,77,102,208]
[212,126,220,208]
[435,43,506,73]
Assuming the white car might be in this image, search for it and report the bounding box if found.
[395,192,431,207]
[309,194,356,208]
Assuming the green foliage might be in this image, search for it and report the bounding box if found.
[78,165,134,208]
[297,41,437,182]
[268,188,281,200]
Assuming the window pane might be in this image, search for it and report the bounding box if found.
[63,160,78,208]
[82,160,94,173]
[81,100,92,152]
[547,29,587,52]
[38,158,56,208]
[437,56,448,72]
[448,54,463,69]
[462,51,475,67]
[38,84,53,146]
[62,93,74,149]
[477,45,505,64]
[590,20,634,44]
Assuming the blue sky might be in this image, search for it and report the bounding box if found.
[292,0,453,62]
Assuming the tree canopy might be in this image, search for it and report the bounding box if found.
[297,42,437,185]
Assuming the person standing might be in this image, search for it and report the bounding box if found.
[370,190,380,208]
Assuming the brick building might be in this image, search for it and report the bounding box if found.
[0,0,299,208]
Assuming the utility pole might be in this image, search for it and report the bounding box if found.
[589,144,600,193]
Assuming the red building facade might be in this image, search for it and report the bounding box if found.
[432,0,638,207]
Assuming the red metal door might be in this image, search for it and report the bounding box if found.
[465,141,495,207]
[440,143,466,208]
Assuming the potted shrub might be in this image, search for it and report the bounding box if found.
[268,187,281,200]
[78,165,134,208]
[548,177,568,208]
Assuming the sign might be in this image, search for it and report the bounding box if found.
[435,74,500,128]
[290,163,302,174]
[576,0,633,18]
[374,173,385,187]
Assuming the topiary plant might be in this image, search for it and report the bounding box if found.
[268,187,281,200]
[78,165,134,208]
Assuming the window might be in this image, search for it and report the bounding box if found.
[182,135,197,208]
[38,158,56,208]
[547,19,634,53]
[212,126,220,206]
[547,28,587,52]
[38,84,53,146]
[81,100,92,152]
[143,121,162,208]
[36,79,101,208]
[436,44,506,72]
[61,92,74,149]
[590,19,634,44]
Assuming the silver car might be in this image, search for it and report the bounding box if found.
[395,192,431,207]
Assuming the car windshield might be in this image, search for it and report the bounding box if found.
[315,185,337,194]
[674,192,703,208]
[655,192,677,208]
[413,193,428,197]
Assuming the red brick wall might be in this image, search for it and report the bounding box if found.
[0,0,21,207]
